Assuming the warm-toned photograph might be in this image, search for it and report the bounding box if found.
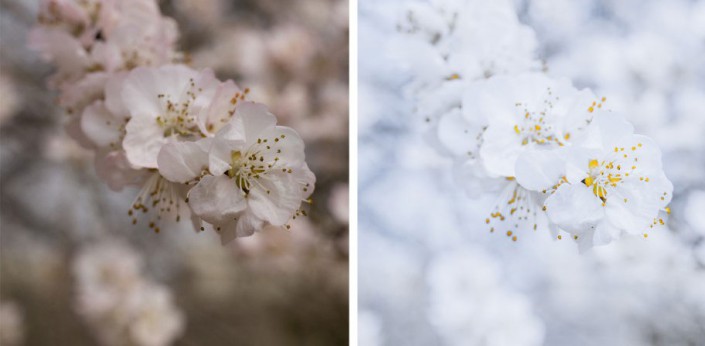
[0,1,349,345]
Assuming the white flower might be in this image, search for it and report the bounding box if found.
[532,113,673,251]
[126,283,185,346]
[73,241,144,317]
[80,74,149,191]
[473,73,597,178]
[157,102,315,243]
[73,241,185,346]
[120,64,220,169]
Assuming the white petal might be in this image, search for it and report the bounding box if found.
[607,180,662,234]
[122,65,199,120]
[545,183,604,234]
[207,137,246,176]
[64,117,96,150]
[217,213,263,245]
[123,115,168,168]
[592,220,621,246]
[58,72,109,111]
[248,170,302,225]
[580,112,634,150]
[157,140,210,183]
[563,147,601,184]
[81,101,122,148]
[197,79,241,135]
[217,102,276,145]
[94,150,147,191]
[28,27,89,76]
[515,149,565,192]
[256,126,306,165]
[104,73,129,116]
[479,123,523,177]
[188,175,246,225]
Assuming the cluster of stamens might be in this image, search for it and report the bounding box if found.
[225,134,290,197]
[486,181,540,242]
[154,79,203,138]
[129,173,184,233]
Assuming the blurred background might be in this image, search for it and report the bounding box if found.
[0,0,348,345]
[359,0,705,345]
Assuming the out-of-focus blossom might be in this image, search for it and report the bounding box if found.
[396,0,538,119]
[73,240,144,316]
[173,0,224,29]
[236,218,325,267]
[73,240,185,346]
[428,250,545,346]
[267,25,316,76]
[358,310,383,346]
[0,301,25,346]
[328,183,349,224]
[125,282,185,346]
[29,0,179,89]
[685,190,705,235]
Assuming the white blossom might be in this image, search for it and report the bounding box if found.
[527,113,673,250]
[73,241,185,346]
[157,102,315,243]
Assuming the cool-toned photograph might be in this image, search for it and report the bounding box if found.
[0,0,348,345]
[359,0,705,345]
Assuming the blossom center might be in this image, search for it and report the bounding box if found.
[225,134,288,196]
[512,88,571,147]
[581,159,623,203]
[155,82,202,139]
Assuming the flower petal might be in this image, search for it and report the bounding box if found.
[248,170,303,226]
[94,150,147,191]
[188,175,246,225]
[157,140,210,183]
[122,65,199,120]
[515,149,565,192]
[545,183,604,234]
[123,114,168,168]
[217,102,276,145]
[81,101,122,148]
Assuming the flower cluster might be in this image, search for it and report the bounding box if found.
[29,0,315,243]
[400,1,673,251]
[439,73,672,251]
[73,241,184,346]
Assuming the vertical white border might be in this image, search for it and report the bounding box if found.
[348,0,359,344]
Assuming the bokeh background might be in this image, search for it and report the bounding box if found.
[359,0,705,345]
[0,0,348,345]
